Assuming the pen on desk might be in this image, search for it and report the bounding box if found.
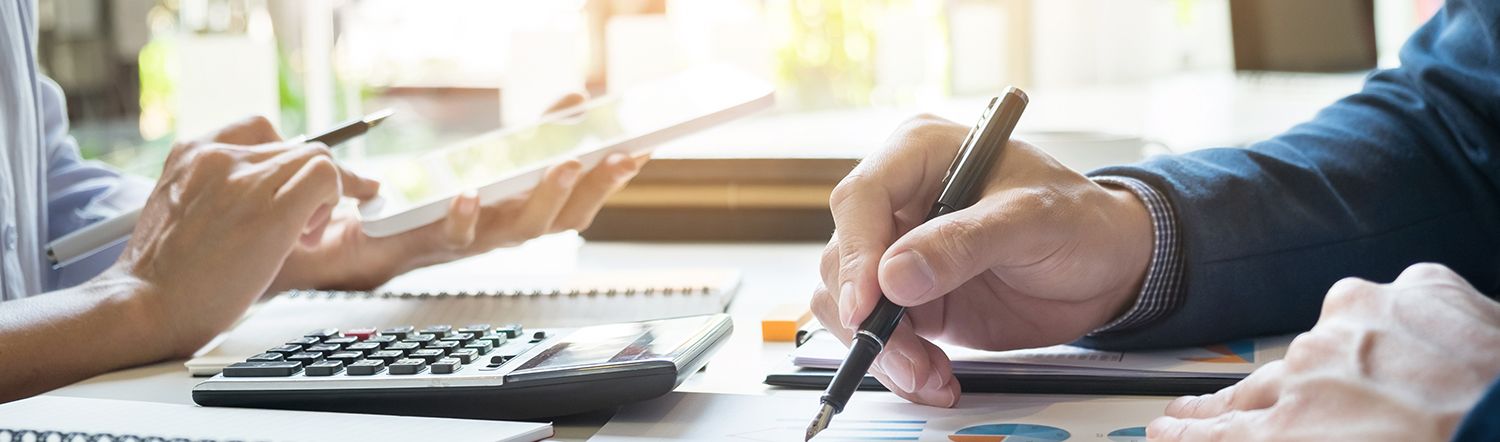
[44,108,395,269]
[805,87,1028,441]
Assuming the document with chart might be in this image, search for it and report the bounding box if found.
[592,392,1169,442]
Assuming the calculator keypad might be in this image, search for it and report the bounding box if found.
[221,324,532,378]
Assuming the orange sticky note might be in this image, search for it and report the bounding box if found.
[762,302,813,342]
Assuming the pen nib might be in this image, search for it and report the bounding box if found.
[805,403,835,441]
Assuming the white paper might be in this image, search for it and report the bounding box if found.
[591,392,1169,442]
[793,332,1292,378]
[0,396,551,442]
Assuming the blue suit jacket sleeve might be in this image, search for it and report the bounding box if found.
[1080,0,1500,351]
[1454,378,1500,442]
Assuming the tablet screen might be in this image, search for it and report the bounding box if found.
[355,66,773,235]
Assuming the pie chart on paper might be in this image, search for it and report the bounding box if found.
[946,423,1070,442]
[1106,426,1147,442]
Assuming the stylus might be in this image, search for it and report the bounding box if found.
[45,109,395,268]
[805,88,1028,441]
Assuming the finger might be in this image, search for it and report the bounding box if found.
[552,153,642,231]
[878,192,1051,306]
[301,203,334,247]
[505,161,585,239]
[338,165,381,201]
[257,142,377,200]
[830,116,964,328]
[1147,410,1267,442]
[441,191,482,249]
[1165,360,1287,419]
[812,292,956,407]
[543,91,589,118]
[273,155,342,230]
[205,115,282,145]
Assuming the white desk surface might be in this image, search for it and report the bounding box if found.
[47,240,838,441]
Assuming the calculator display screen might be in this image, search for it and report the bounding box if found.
[516,316,711,372]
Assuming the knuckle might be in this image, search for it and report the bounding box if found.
[930,216,986,266]
[1397,262,1462,285]
[820,238,841,279]
[829,171,871,210]
[1322,277,1377,313]
[245,114,273,128]
[894,113,957,140]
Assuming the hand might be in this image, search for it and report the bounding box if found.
[809,115,1156,406]
[270,152,645,291]
[118,116,378,357]
[269,92,646,291]
[1149,263,1500,441]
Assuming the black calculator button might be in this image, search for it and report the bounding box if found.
[439,333,473,344]
[424,340,461,354]
[287,352,324,365]
[531,331,547,340]
[450,348,479,364]
[346,359,385,376]
[489,355,512,365]
[246,352,284,362]
[344,342,380,355]
[380,326,415,338]
[496,324,523,339]
[304,328,339,339]
[365,335,397,344]
[409,349,445,363]
[402,333,436,344]
[266,344,303,355]
[421,325,453,336]
[430,358,461,374]
[305,343,341,353]
[286,336,320,346]
[304,360,344,376]
[463,340,494,354]
[481,335,507,348]
[327,351,363,362]
[388,359,426,375]
[323,336,358,346]
[224,361,301,377]
[458,324,491,336]
[367,350,404,362]
[385,342,420,355]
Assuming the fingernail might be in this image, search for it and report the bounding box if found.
[924,369,945,392]
[883,251,935,300]
[838,281,858,328]
[557,164,582,184]
[882,353,917,393]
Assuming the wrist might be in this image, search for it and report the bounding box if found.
[85,267,186,361]
[1099,185,1155,325]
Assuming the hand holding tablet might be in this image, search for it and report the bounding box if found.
[354,65,776,237]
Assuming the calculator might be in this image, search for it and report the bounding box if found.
[192,314,732,420]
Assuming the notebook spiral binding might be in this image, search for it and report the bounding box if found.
[282,285,717,300]
[0,429,239,442]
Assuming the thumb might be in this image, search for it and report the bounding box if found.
[878,199,1031,306]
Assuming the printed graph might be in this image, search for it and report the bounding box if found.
[1107,426,1146,442]
[946,423,1070,442]
[1180,339,1255,363]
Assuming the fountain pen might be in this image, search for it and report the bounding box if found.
[805,87,1028,441]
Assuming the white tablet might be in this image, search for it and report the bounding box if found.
[355,65,774,237]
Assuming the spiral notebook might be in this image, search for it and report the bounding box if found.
[0,396,551,442]
[186,268,740,375]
